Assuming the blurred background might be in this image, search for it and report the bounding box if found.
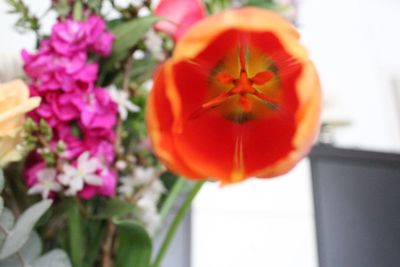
[1,0,400,266]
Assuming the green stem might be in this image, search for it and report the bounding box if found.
[151,181,205,267]
[159,178,186,224]
[73,0,83,20]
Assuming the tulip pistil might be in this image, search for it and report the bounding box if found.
[190,45,279,121]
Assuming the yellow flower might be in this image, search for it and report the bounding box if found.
[0,80,40,166]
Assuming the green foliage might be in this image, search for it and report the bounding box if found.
[72,0,83,20]
[93,198,136,219]
[0,196,70,267]
[5,0,40,34]
[205,0,232,13]
[0,200,53,259]
[66,203,84,267]
[114,220,152,267]
[245,0,280,9]
[99,16,161,85]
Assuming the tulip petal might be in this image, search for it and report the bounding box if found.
[147,8,321,183]
[155,0,206,40]
[146,64,203,179]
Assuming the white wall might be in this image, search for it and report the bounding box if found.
[0,0,54,53]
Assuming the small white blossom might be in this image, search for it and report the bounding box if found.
[137,195,161,235]
[118,175,136,197]
[144,29,165,61]
[114,0,144,8]
[58,152,102,196]
[108,85,140,120]
[142,80,153,92]
[133,50,146,60]
[134,167,157,186]
[118,167,165,234]
[136,179,165,235]
[144,179,166,203]
[138,6,151,17]
[116,160,128,171]
[118,167,157,197]
[28,168,62,199]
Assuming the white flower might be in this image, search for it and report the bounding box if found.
[144,29,165,61]
[113,0,144,8]
[118,175,136,197]
[58,152,102,196]
[118,167,158,197]
[137,195,161,235]
[144,179,165,203]
[142,80,153,92]
[117,166,166,235]
[134,167,157,186]
[136,179,165,235]
[27,168,62,199]
[108,85,140,120]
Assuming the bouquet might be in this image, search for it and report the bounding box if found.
[0,0,320,266]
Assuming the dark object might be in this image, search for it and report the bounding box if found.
[310,145,400,267]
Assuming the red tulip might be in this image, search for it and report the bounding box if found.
[154,0,206,40]
[147,8,321,183]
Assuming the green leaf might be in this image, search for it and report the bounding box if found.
[0,209,15,246]
[0,232,41,267]
[114,220,152,267]
[245,0,277,9]
[112,16,160,51]
[67,203,84,267]
[83,220,106,267]
[94,198,136,219]
[0,200,52,259]
[99,16,161,80]
[0,170,5,193]
[72,0,83,20]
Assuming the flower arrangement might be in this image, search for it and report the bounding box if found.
[0,0,319,267]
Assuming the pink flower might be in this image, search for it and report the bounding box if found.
[49,92,80,121]
[87,140,115,164]
[51,19,87,56]
[51,16,114,57]
[154,0,206,40]
[91,32,114,56]
[85,16,115,56]
[25,160,47,187]
[23,15,118,199]
[79,169,117,199]
[73,89,118,131]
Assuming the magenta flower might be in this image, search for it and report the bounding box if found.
[23,15,118,199]
[91,32,114,56]
[79,169,117,199]
[51,19,87,56]
[74,89,118,131]
[85,16,114,56]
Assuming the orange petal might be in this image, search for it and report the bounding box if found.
[146,64,203,179]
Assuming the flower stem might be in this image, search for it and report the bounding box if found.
[101,220,116,267]
[159,178,186,224]
[151,181,205,267]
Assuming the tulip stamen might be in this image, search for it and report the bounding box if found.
[190,46,279,119]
